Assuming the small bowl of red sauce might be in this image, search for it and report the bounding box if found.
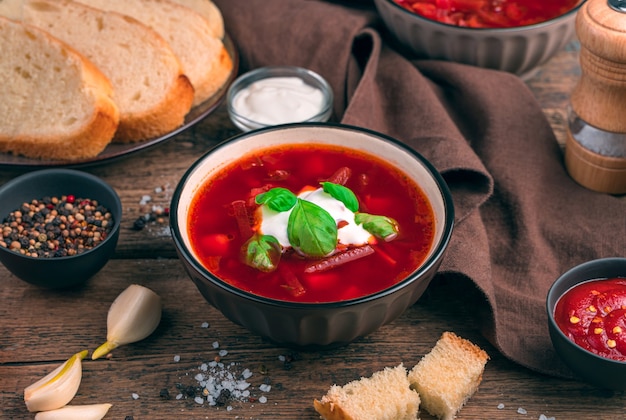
[374,0,585,79]
[170,123,454,348]
[547,257,626,390]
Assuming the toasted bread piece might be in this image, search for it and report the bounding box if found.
[75,0,232,106]
[314,364,420,420]
[0,16,119,160]
[11,0,194,143]
[169,0,224,39]
[408,332,489,420]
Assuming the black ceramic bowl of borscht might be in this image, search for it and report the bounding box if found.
[547,257,626,390]
[170,123,455,348]
[0,168,121,288]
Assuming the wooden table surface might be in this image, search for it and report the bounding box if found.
[2,42,625,420]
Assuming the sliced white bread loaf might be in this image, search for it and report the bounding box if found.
[314,364,420,420]
[75,0,233,106]
[169,0,224,39]
[0,16,119,160]
[408,332,489,420]
[9,0,195,143]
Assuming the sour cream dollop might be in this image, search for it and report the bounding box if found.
[258,187,372,250]
[232,77,325,126]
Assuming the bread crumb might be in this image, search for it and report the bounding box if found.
[408,332,489,420]
[314,364,420,420]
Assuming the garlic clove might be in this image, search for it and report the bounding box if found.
[34,403,112,420]
[92,284,162,360]
[24,350,88,412]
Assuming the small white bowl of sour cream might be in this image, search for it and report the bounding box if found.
[227,66,334,132]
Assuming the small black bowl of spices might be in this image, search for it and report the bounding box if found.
[0,168,122,288]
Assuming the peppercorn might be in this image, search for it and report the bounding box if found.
[132,217,146,230]
[0,195,114,258]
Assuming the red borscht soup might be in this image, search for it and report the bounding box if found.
[393,0,580,28]
[187,143,436,303]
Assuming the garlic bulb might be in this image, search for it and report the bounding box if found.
[34,403,112,420]
[24,350,88,412]
[92,284,162,360]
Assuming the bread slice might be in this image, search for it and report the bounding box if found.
[314,364,420,420]
[408,332,489,420]
[169,0,224,39]
[13,0,194,143]
[9,0,195,143]
[0,16,119,161]
[75,0,233,106]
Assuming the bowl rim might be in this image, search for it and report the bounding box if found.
[226,65,334,130]
[546,257,626,365]
[0,168,122,261]
[377,0,586,33]
[170,122,455,309]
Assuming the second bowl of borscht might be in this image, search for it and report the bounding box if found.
[170,123,454,348]
[373,0,585,79]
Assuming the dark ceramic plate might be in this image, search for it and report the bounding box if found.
[0,34,238,169]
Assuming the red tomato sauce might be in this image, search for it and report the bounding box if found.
[393,0,580,28]
[554,277,626,361]
[187,143,436,303]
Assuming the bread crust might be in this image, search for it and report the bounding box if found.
[113,73,194,142]
[408,332,489,420]
[0,17,119,161]
[313,364,420,420]
[313,399,355,420]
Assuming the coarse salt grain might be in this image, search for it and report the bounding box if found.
[518,407,528,415]
[259,396,268,404]
[194,396,204,405]
[194,359,254,407]
[174,355,181,362]
[140,195,152,205]
[201,322,209,328]
[131,393,139,400]
[539,415,556,420]
[497,403,505,409]
[259,384,271,392]
[176,393,183,400]
[219,350,228,357]
[212,341,220,349]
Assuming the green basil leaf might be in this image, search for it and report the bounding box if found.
[321,182,359,212]
[355,213,399,241]
[255,187,297,212]
[288,199,337,257]
[242,234,282,272]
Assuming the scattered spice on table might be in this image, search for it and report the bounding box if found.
[172,339,286,411]
[132,185,171,234]
[0,195,114,257]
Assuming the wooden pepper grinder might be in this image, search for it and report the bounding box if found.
[565,0,626,194]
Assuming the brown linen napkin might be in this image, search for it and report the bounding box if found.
[214,0,626,377]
